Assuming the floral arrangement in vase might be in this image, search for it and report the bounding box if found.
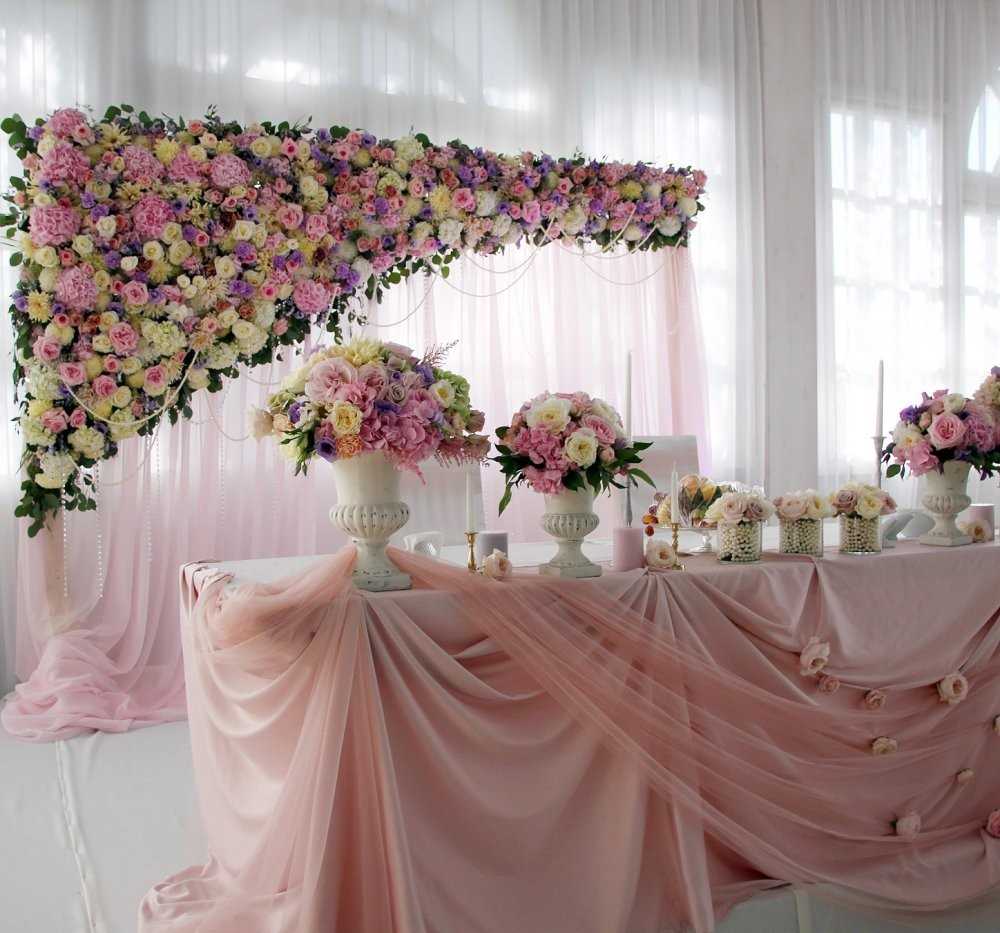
[772,490,833,557]
[258,337,489,473]
[704,490,774,563]
[642,475,730,553]
[829,482,895,555]
[974,366,1000,474]
[493,392,653,512]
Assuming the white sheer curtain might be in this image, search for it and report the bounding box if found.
[0,0,764,701]
[816,0,1000,508]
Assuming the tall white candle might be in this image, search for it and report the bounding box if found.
[625,350,633,442]
[876,359,884,438]
[670,464,679,524]
[465,466,477,533]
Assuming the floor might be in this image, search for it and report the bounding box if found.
[2,718,999,933]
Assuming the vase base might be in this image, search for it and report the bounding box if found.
[539,561,602,579]
[918,532,972,547]
[352,568,412,591]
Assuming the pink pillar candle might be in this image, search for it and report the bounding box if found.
[612,527,646,572]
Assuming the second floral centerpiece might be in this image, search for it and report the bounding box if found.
[772,490,833,557]
[829,482,896,555]
[493,392,653,578]
[258,336,488,591]
[703,490,775,563]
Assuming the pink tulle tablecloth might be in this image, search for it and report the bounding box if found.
[141,542,1000,933]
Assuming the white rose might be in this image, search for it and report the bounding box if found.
[168,241,193,265]
[942,393,966,414]
[856,493,883,520]
[437,218,464,247]
[233,220,256,241]
[564,429,598,468]
[161,222,183,244]
[500,225,522,245]
[561,205,588,236]
[622,222,645,241]
[475,189,498,217]
[351,257,373,283]
[645,539,679,570]
[299,175,320,197]
[72,235,94,256]
[336,240,358,261]
[96,215,118,239]
[328,400,364,436]
[120,255,139,273]
[492,213,513,239]
[656,214,682,237]
[394,135,425,162]
[142,240,164,262]
[678,196,698,217]
[525,395,572,433]
[187,367,210,390]
[214,256,238,279]
[249,407,274,439]
[34,246,59,268]
[481,549,512,581]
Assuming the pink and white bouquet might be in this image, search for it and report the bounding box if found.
[771,490,833,522]
[493,392,653,512]
[828,482,896,520]
[883,389,998,480]
[259,337,488,473]
[703,490,775,526]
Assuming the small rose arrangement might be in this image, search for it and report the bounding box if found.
[828,483,896,520]
[883,389,998,480]
[493,392,653,512]
[645,538,682,571]
[258,337,489,473]
[771,490,833,522]
[703,490,775,527]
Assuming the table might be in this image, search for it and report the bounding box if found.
[141,540,1000,933]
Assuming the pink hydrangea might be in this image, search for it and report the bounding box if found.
[55,266,98,310]
[122,145,165,182]
[383,412,439,465]
[168,150,204,183]
[47,108,87,139]
[524,465,566,494]
[209,153,252,189]
[131,195,174,239]
[510,426,570,471]
[292,278,330,314]
[963,414,995,453]
[30,203,81,246]
[39,143,91,185]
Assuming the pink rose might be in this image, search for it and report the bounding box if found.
[304,213,327,240]
[122,145,165,182]
[55,266,98,311]
[39,143,91,185]
[986,810,1000,839]
[292,279,330,314]
[209,153,252,189]
[907,440,939,476]
[871,736,898,756]
[818,674,840,694]
[108,322,139,355]
[937,671,969,705]
[452,188,476,212]
[744,499,767,522]
[29,203,81,246]
[799,636,830,676]
[894,811,921,839]
[131,195,174,240]
[144,364,167,393]
[863,689,887,711]
[68,408,87,428]
[927,412,966,450]
[276,203,304,229]
[581,414,616,446]
[273,318,289,336]
[104,356,121,373]
[121,281,150,306]
[91,374,117,399]
[58,361,86,386]
[32,335,62,363]
[41,408,68,433]
[830,488,858,515]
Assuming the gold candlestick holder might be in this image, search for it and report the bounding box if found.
[465,531,478,573]
[669,522,686,570]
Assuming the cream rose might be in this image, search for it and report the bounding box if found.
[328,400,363,437]
[526,395,572,433]
[564,429,598,468]
[481,549,512,580]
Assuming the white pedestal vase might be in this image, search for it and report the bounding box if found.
[540,485,602,578]
[329,451,412,591]
[920,460,973,547]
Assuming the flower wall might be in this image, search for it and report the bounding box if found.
[2,105,706,533]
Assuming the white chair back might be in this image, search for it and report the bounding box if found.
[396,460,484,547]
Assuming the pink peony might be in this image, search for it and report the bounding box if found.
[894,811,921,839]
[32,335,62,363]
[292,279,330,314]
[108,322,139,355]
[927,412,966,450]
[581,414,616,446]
[863,689,887,711]
[121,281,150,306]
[987,810,1000,839]
[39,143,91,185]
[907,441,939,476]
[48,108,87,138]
[41,408,68,433]
[799,636,830,676]
[131,195,174,239]
[91,374,118,399]
[937,672,969,705]
[55,266,98,311]
[122,145,165,182]
[58,361,86,386]
[30,203,81,246]
[334,380,377,416]
[209,153,252,189]
[304,358,349,404]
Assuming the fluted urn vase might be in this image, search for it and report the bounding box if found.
[330,452,412,591]
[919,460,972,547]
[540,485,602,578]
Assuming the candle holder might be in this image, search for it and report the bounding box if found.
[465,531,478,573]
[872,434,886,489]
[666,522,686,570]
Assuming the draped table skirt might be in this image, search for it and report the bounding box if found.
[140,541,1000,933]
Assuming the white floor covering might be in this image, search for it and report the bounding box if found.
[2,714,999,933]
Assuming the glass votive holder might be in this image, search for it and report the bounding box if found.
[779,518,824,557]
[839,514,881,555]
[717,521,763,563]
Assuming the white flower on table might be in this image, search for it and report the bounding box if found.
[482,549,511,581]
[645,539,680,571]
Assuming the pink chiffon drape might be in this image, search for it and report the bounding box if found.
[141,543,1000,933]
[3,248,708,742]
